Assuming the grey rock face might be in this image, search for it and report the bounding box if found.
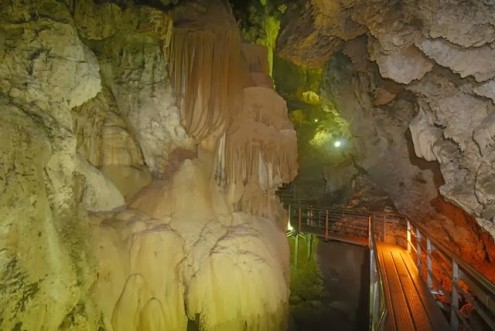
[278,0,495,240]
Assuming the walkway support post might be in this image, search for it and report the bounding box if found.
[426,238,433,291]
[294,235,299,269]
[451,260,459,330]
[288,205,291,229]
[407,220,411,254]
[416,228,422,273]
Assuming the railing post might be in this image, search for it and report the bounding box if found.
[369,241,375,328]
[407,220,411,254]
[368,216,372,241]
[451,260,459,330]
[298,208,302,233]
[325,209,329,240]
[288,205,291,230]
[416,228,422,273]
[294,234,299,269]
[427,238,433,291]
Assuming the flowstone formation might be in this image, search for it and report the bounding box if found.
[276,0,495,270]
[0,0,297,330]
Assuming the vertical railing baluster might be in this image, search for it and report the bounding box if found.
[407,220,411,254]
[451,260,459,330]
[369,217,375,329]
[427,238,433,291]
[416,228,422,273]
[294,233,299,269]
[288,205,291,231]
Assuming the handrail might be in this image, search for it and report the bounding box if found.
[286,205,495,330]
[287,205,389,330]
[369,216,388,331]
[406,217,495,330]
[288,205,370,245]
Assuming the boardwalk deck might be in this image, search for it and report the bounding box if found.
[377,243,451,331]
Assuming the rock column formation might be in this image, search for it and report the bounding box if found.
[0,0,297,330]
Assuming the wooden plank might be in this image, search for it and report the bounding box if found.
[381,246,415,331]
[399,250,451,331]
[391,250,433,331]
[377,248,397,331]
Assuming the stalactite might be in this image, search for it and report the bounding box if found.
[168,3,246,140]
[223,86,298,219]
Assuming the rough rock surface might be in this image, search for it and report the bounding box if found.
[0,1,101,329]
[278,0,495,244]
[277,1,363,67]
[0,0,296,330]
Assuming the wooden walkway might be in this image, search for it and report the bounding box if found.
[377,243,451,331]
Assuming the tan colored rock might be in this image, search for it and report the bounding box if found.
[409,110,442,162]
[417,39,495,82]
[342,36,370,73]
[75,155,125,212]
[418,0,495,48]
[73,1,122,40]
[73,89,145,168]
[0,101,98,331]
[370,43,433,84]
[101,165,152,202]
[169,0,246,140]
[90,11,194,176]
[277,1,363,67]
[474,113,495,155]
[90,212,187,331]
[407,71,495,237]
[373,87,397,106]
[221,86,298,221]
[350,0,421,53]
[473,79,495,103]
[0,15,100,127]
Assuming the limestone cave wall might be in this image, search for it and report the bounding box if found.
[0,0,297,330]
[276,0,495,270]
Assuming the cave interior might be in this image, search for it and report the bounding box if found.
[0,0,495,330]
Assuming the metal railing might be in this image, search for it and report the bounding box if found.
[287,205,389,330]
[407,219,495,330]
[286,203,495,330]
[288,205,370,244]
[369,216,388,331]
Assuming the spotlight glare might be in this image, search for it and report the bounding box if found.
[334,140,342,148]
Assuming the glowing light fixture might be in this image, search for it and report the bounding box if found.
[334,140,342,148]
[314,118,318,123]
